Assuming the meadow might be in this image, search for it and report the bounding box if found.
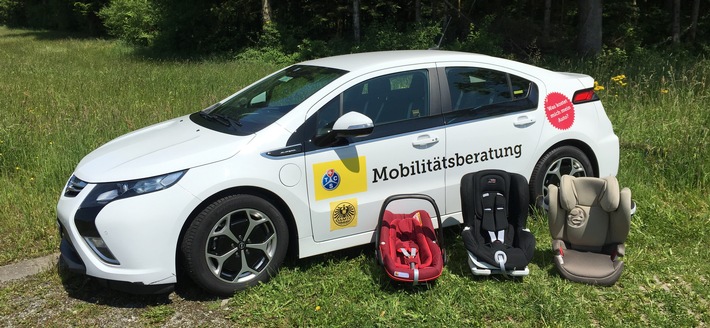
[0,26,708,326]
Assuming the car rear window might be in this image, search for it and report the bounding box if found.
[445,67,538,123]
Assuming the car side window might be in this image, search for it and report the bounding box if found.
[445,67,538,123]
[314,70,430,137]
[448,68,509,110]
[510,74,536,101]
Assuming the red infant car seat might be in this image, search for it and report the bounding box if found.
[376,194,445,285]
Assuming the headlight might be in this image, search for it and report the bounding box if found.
[64,175,88,197]
[72,170,187,265]
[88,170,187,205]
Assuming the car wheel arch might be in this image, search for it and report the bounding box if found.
[175,186,299,273]
[528,139,599,207]
[532,139,599,179]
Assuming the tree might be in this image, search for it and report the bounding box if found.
[543,0,551,43]
[577,0,602,56]
[671,0,680,44]
[262,0,272,24]
[353,0,361,43]
[689,0,699,42]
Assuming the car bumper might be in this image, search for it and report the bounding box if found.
[56,180,198,293]
[595,133,620,178]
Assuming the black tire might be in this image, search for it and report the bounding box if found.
[529,146,594,208]
[181,194,289,296]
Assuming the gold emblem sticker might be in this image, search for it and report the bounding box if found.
[330,198,358,230]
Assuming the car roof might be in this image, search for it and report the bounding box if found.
[298,50,551,76]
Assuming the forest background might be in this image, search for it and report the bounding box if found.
[1,0,708,61]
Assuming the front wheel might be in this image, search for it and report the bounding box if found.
[529,146,594,207]
[181,194,289,296]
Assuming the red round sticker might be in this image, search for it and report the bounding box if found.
[544,92,575,130]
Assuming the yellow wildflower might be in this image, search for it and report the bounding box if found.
[594,81,605,91]
[611,74,628,87]
[660,88,669,94]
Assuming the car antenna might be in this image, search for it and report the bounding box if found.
[430,16,452,50]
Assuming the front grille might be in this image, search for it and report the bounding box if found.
[64,175,87,197]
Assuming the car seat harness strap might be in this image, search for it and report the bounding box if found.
[482,192,508,243]
[400,247,417,259]
[488,231,505,243]
[399,247,420,284]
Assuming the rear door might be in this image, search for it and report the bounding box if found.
[440,64,545,216]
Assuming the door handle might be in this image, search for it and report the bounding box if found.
[412,135,440,147]
[513,115,536,127]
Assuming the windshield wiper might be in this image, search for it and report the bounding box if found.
[213,113,243,128]
[199,112,242,130]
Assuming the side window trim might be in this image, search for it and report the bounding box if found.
[428,67,443,116]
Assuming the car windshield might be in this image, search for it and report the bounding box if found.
[191,65,346,135]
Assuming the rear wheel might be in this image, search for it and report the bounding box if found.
[181,194,289,296]
[530,146,594,207]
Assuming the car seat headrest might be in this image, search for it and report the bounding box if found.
[478,173,507,193]
[559,176,620,212]
[475,172,508,211]
[394,214,423,236]
[397,218,416,234]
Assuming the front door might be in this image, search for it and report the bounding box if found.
[304,67,447,242]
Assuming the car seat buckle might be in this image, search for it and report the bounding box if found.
[494,250,508,275]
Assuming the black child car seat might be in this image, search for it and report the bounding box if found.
[460,170,535,276]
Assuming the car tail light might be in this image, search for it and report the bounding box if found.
[572,88,599,104]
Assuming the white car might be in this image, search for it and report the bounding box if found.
[57,50,619,295]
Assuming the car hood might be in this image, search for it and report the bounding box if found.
[75,115,254,182]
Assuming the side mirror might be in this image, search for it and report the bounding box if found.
[313,111,374,147]
[332,111,374,137]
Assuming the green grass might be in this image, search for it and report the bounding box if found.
[0,27,279,264]
[1,26,709,326]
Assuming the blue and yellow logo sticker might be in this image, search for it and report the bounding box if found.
[321,169,340,191]
[313,157,367,201]
[330,198,358,230]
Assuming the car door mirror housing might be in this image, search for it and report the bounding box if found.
[313,111,374,147]
[332,111,374,137]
